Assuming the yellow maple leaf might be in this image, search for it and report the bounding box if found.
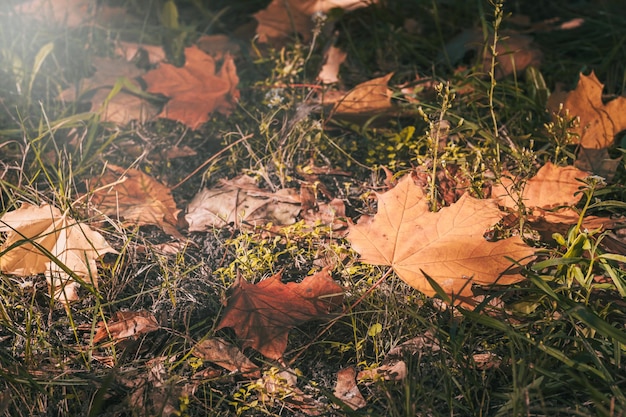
[347,175,535,305]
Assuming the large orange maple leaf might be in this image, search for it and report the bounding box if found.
[347,175,535,304]
[562,71,626,149]
[88,165,182,237]
[216,268,344,360]
[142,46,239,129]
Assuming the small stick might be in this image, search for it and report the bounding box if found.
[171,134,253,190]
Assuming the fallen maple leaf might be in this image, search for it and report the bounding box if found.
[330,73,394,119]
[185,175,301,231]
[0,203,116,302]
[492,162,613,235]
[255,0,377,43]
[216,268,344,360]
[142,46,240,129]
[58,57,159,125]
[93,310,159,344]
[493,162,588,210]
[89,164,182,237]
[561,71,626,149]
[347,175,534,304]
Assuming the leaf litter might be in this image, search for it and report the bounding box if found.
[3,2,626,416]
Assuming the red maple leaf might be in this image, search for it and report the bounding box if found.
[216,268,344,360]
[142,45,239,129]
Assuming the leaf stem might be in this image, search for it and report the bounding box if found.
[171,134,253,190]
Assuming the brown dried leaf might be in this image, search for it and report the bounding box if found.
[300,198,347,234]
[185,175,301,231]
[255,0,376,43]
[142,46,240,129]
[492,162,589,210]
[193,338,260,377]
[0,203,116,302]
[574,147,622,182]
[387,329,441,357]
[492,163,615,236]
[333,367,367,410]
[89,164,182,237]
[560,72,626,149]
[216,268,344,360]
[93,311,159,344]
[331,73,394,119]
[347,175,534,304]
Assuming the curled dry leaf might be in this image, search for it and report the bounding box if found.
[185,175,301,231]
[0,203,116,303]
[93,310,159,344]
[89,164,182,237]
[347,175,535,305]
[196,34,241,59]
[574,147,621,182]
[333,367,367,410]
[553,72,626,180]
[142,46,240,130]
[330,73,394,120]
[193,338,260,377]
[216,268,344,360]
